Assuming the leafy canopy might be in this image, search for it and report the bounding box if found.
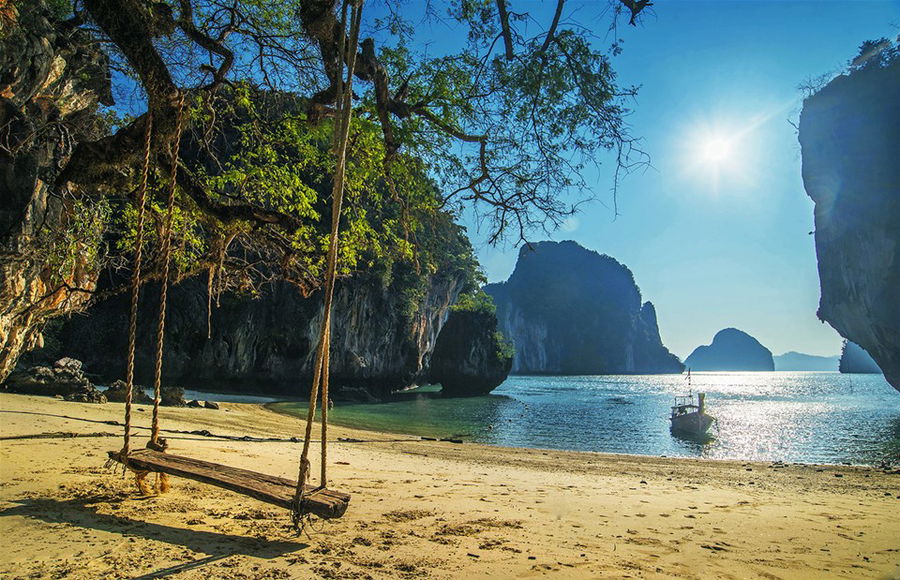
[55,0,649,292]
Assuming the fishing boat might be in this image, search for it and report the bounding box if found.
[669,369,715,436]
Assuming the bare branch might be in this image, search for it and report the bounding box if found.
[496,0,515,60]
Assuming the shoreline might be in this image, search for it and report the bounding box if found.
[2,392,898,579]
[265,400,895,470]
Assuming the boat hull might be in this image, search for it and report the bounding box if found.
[670,411,714,435]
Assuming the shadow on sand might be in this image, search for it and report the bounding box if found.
[1,494,307,578]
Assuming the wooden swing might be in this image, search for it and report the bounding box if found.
[108,1,364,525]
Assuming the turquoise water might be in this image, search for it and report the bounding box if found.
[274,372,900,466]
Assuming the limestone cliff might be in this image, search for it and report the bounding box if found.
[52,265,468,399]
[684,328,774,372]
[799,52,900,391]
[838,341,883,375]
[429,303,513,396]
[484,241,683,375]
[0,2,112,381]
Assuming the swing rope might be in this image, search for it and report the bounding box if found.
[120,112,154,461]
[293,0,363,527]
[108,91,349,516]
[150,93,187,449]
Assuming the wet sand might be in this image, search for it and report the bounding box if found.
[1,392,898,579]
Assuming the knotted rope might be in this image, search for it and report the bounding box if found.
[150,93,187,451]
[120,112,154,461]
[293,0,363,529]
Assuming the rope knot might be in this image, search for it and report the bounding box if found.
[146,438,168,452]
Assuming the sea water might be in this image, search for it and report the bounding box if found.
[274,372,899,466]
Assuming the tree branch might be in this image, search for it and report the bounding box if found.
[618,0,652,26]
[174,165,303,231]
[496,0,515,60]
[176,0,235,90]
[539,0,565,55]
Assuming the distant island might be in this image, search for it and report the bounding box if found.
[839,341,883,374]
[685,328,774,371]
[773,351,839,372]
[485,241,683,375]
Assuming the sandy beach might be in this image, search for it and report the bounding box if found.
[0,392,897,579]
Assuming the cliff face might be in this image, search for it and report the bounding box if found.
[684,328,774,372]
[55,268,468,399]
[799,56,900,391]
[0,2,112,381]
[484,241,683,375]
[429,308,513,396]
[839,341,883,375]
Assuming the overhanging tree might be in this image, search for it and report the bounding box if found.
[59,0,650,260]
[1,0,650,378]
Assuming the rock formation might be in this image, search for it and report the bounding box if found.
[799,50,900,391]
[838,341,883,374]
[104,380,153,404]
[773,351,839,372]
[50,263,478,399]
[0,2,112,381]
[4,358,106,403]
[484,241,683,375]
[684,328,774,372]
[429,304,513,396]
[1,4,509,399]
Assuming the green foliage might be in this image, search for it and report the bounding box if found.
[120,86,486,311]
[33,0,72,20]
[452,289,497,315]
[64,0,647,298]
[115,187,208,281]
[367,2,642,240]
[44,196,110,288]
[493,330,515,361]
[849,38,900,73]
[803,38,899,99]
[450,289,513,362]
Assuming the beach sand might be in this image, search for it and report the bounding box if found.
[0,392,897,579]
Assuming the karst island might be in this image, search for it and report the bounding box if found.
[1,1,898,578]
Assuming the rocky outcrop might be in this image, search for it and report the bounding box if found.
[839,341,882,374]
[429,307,513,396]
[53,267,468,399]
[684,328,774,372]
[0,2,112,382]
[799,53,900,391]
[159,386,187,407]
[2,356,192,405]
[4,357,106,403]
[484,241,683,375]
[103,380,153,404]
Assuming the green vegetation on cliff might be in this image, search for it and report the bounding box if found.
[451,290,515,362]
[2,0,650,382]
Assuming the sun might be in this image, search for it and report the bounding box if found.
[672,116,769,194]
[700,137,732,164]
[678,110,774,191]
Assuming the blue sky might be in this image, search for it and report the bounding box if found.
[453,1,899,359]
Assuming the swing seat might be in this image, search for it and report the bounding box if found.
[107,448,350,519]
